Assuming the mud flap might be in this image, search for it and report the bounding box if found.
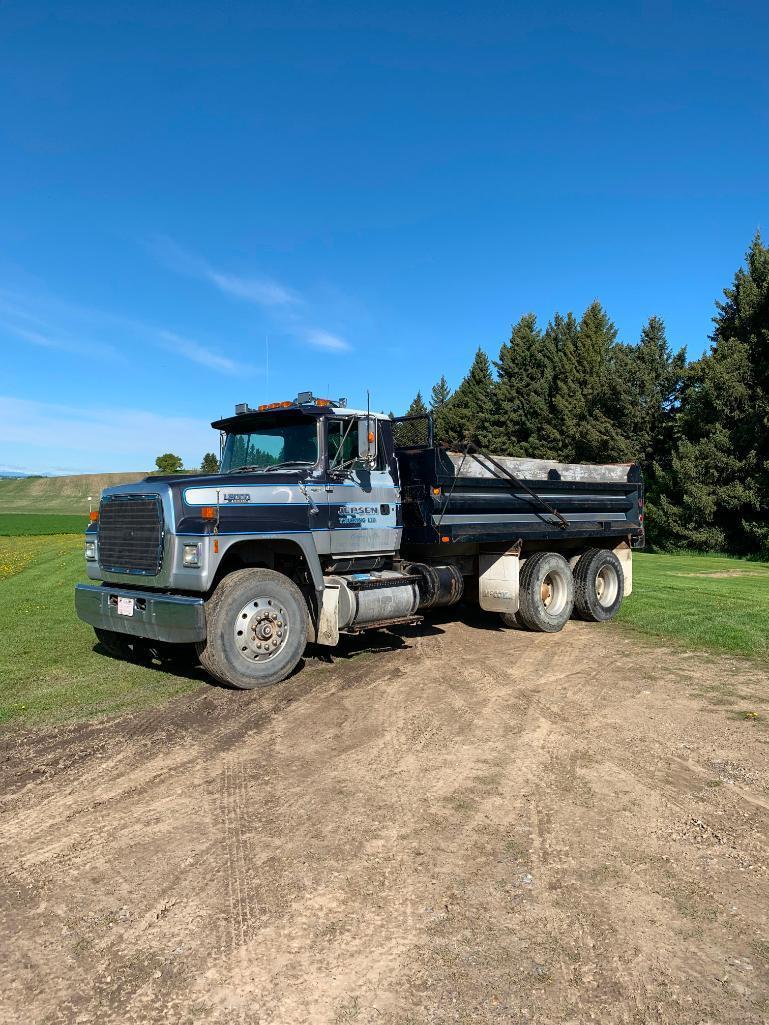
[317,584,340,647]
[478,549,520,613]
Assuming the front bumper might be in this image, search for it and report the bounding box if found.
[75,584,206,644]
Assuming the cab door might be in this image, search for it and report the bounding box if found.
[325,417,400,556]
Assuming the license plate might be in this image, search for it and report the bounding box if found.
[117,596,135,617]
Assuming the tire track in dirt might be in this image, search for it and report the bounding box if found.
[2,618,769,1024]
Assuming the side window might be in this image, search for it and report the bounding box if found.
[327,419,358,467]
[327,418,388,471]
[374,422,387,471]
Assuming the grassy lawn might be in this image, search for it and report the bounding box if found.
[618,551,769,660]
[0,535,201,729]
[0,513,88,536]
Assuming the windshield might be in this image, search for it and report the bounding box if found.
[221,417,319,473]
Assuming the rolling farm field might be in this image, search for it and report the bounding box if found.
[0,471,147,515]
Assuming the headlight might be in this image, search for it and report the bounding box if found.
[183,543,201,567]
[85,540,97,561]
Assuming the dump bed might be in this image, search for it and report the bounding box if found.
[395,444,644,547]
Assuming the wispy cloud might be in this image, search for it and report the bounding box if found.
[152,236,299,308]
[305,328,351,352]
[0,395,216,474]
[158,330,239,374]
[0,288,252,375]
[0,295,122,358]
[152,236,352,353]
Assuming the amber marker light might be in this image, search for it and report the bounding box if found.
[441,536,450,543]
[432,487,441,495]
[201,506,217,520]
[89,510,99,522]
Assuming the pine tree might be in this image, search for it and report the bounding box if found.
[549,313,584,461]
[405,391,428,416]
[656,234,769,554]
[429,375,452,441]
[572,301,630,462]
[493,314,558,458]
[441,348,495,448]
[606,317,685,545]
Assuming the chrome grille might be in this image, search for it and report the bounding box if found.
[98,495,164,576]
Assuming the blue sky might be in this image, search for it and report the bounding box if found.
[1,1,767,473]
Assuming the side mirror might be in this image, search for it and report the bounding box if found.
[357,418,378,464]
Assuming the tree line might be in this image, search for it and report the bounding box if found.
[402,233,769,557]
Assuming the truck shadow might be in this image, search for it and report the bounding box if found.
[91,603,506,691]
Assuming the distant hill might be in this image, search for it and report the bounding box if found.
[0,472,150,514]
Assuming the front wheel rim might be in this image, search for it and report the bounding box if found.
[234,596,290,664]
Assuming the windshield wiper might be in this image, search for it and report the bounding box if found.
[263,461,314,472]
[231,464,268,474]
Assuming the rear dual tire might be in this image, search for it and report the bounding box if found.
[573,548,624,622]
[499,547,624,632]
[517,551,575,632]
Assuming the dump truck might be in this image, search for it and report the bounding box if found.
[75,392,644,688]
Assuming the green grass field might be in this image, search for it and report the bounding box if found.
[0,513,88,536]
[0,535,200,728]
[1,538,767,730]
[618,551,769,660]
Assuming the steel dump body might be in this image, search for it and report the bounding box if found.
[396,446,644,547]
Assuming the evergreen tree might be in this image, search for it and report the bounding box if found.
[405,391,428,416]
[201,452,220,474]
[493,314,558,458]
[656,234,769,554]
[441,348,495,448]
[429,374,452,441]
[549,312,585,461]
[572,301,631,462]
[611,317,685,541]
[430,375,451,411]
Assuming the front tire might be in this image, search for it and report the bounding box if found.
[196,568,309,689]
[517,552,574,633]
[573,548,624,621]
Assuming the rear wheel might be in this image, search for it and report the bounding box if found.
[196,568,308,689]
[573,548,624,621]
[517,552,574,633]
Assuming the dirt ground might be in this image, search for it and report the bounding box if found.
[2,613,769,1025]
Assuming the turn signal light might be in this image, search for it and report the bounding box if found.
[201,506,217,519]
[89,510,99,522]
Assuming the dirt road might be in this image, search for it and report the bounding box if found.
[2,614,769,1024]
